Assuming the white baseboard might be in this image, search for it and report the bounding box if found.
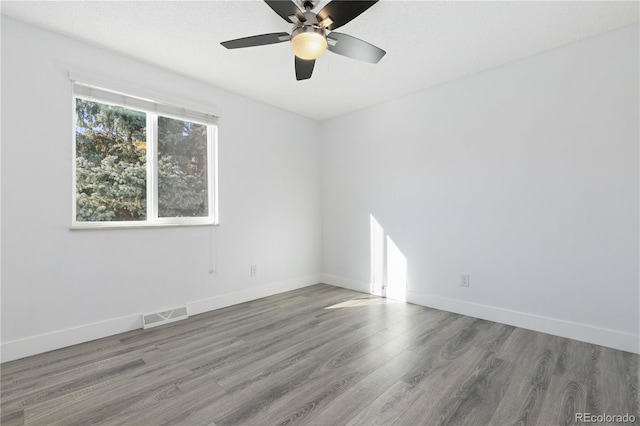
[186,275,321,316]
[322,274,639,354]
[4,275,635,362]
[320,273,370,294]
[406,292,639,354]
[1,314,142,363]
[1,275,322,363]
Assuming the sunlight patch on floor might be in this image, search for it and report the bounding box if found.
[324,297,403,309]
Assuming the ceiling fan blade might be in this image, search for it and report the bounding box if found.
[316,0,378,31]
[327,32,385,63]
[264,0,305,23]
[221,33,290,49]
[295,56,315,80]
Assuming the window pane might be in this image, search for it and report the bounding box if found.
[75,99,147,222]
[158,116,208,218]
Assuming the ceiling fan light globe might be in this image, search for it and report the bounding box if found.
[291,27,327,60]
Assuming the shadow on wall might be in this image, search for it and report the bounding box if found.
[370,214,407,301]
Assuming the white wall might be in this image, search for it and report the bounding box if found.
[1,17,322,361]
[321,24,639,353]
[2,17,638,361]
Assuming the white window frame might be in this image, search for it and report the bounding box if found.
[71,82,219,229]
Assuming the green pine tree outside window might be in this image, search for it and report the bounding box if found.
[75,98,211,223]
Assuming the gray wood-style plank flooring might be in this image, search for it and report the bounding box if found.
[1,284,638,425]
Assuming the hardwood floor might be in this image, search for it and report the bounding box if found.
[1,284,638,425]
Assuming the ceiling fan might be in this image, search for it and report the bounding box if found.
[220,0,386,81]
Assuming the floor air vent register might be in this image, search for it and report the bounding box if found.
[142,306,188,329]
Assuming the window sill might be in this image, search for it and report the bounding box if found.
[70,221,219,230]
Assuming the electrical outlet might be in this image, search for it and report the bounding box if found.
[251,265,257,277]
[461,274,470,287]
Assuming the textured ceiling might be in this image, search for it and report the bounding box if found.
[2,1,638,120]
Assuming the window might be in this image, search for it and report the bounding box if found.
[72,82,218,228]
